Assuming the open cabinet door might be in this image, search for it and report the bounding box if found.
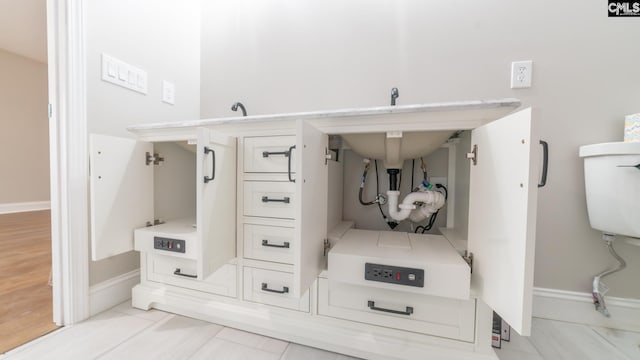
[197,128,237,280]
[293,120,328,298]
[89,134,153,261]
[468,107,539,336]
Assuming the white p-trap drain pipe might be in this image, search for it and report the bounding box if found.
[386,190,445,222]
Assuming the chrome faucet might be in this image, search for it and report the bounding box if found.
[231,102,247,116]
[391,88,399,106]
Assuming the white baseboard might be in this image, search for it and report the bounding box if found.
[89,278,640,333]
[533,287,640,332]
[89,270,140,316]
[0,201,51,214]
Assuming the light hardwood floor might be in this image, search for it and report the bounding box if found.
[2,300,639,360]
[0,210,58,354]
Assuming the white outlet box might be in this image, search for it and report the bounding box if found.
[162,80,175,105]
[510,60,532,89]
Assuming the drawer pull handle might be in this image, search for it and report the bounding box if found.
[287,145,296,183]
[262,150,290,158]
[203,146,215,183]
[262,240,290,248]
[261,196,290,204]
[261,283,289,294]
[173,268,197,278]
[367,300,413,316]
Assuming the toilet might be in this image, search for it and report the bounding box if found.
[579,141,640,316]
[579,141,640,239]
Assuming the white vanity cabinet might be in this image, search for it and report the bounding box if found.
[109,99,541,360]
[89,128,237,284]
[322,107,539,341]
[238,120,329,307]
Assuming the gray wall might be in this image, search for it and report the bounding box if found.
[86,0,201,285]
[0,49,49,205]
[200,0,640,299]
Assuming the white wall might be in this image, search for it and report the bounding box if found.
[200,0,640,299]
[86,0,201,285]
[0,49,49,205]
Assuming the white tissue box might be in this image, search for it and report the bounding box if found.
[624,113,640,142]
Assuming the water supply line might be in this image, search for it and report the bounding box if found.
[358,158,396,229]
[592,233,627,317]
[358,159,378,206]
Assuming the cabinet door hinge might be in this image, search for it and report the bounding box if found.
[323,239,331,256]
[48,103,53,119]
[463,251,473,272]
[146,219,165,227]
[324,147,332,165]
[466,145,478,166]
[145,152,165,165]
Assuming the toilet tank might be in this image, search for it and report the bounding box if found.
[579,142,640,238]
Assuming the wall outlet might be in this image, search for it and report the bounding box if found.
[510,60,532,89]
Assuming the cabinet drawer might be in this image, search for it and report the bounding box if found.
[318,279,475,342]
[243,224,295,264]
[146,254,236,297]
[243,267,309,312]
[244,136,296,173]
[243,181,296,219]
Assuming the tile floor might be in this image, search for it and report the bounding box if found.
[1,302,358,360]
[2,301,639,360]
[497,318,640,360]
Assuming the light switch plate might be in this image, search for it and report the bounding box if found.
[162,80,175,105]
[101,54,148,94]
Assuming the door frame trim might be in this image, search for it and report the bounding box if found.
[47,0,90,325]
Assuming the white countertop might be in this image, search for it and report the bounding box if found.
[127,98,521,138]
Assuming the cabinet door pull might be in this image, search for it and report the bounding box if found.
[367,300,413,316]
[261,240,290,248]
[261,283,289,294]
[538,140,548,188]
[204,146,215,183]
[261,196,290,204]
[287,145,296,183]
[617,163,640,170]
[262,150,289,158]
[173,268,197,278]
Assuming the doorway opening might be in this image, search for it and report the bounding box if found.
[0,0,60,353]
